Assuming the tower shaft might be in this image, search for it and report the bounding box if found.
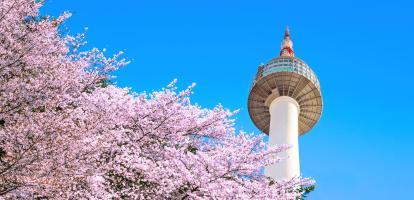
[265,96,300,180]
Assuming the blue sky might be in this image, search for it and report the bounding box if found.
[42,0,414,199]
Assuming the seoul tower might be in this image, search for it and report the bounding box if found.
[248,27,322,180]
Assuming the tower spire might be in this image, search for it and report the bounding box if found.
[280,26,294,57]
[285,26,290,37]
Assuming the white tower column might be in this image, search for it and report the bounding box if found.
[265,96,300,180]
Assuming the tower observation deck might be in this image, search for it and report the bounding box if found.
[247,27,322,180]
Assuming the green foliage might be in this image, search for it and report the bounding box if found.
[296,185,316,200]
[267,177,314,199]
[82,78,112,94]
[98,78,112,88]
[186,145,198,154]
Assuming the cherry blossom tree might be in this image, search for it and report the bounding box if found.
[0,0,126,198]
[0,0,314,199]
[88,81,315,199]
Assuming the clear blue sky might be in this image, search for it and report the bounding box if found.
[42,0,414,199]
